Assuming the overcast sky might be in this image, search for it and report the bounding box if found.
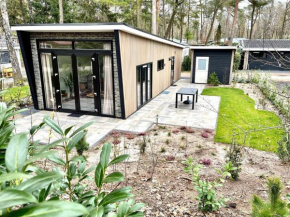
[240,0,287,8]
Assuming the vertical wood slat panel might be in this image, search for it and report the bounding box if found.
[119,31,183,118]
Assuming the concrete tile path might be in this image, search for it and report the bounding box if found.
[15,79,220,146]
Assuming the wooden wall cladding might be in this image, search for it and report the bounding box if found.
[119,31,183,118]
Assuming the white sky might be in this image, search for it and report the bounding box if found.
[240,0,288,8]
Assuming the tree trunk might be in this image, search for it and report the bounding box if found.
[19,0,26,23]
[27,0,33,23]
[205,9,218,45]
[152,0,157,34]
[0,0,22,82]
[280,1,290,39]
[180,20,183,43]
[225,7,231,39]
[156,0,160,34]
[199,0,203,42]
[59,0,63,24]
[229,0,239,45]
[249,4,256,39]
[163,0,165,36]
[137,0,142,28]
[165,9,177,38]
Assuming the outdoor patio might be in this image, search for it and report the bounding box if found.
[15,78,220,146]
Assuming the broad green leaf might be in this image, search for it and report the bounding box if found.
[3,200,88,217]
[5,133,29,172]
[89,206,104,217]
[47,154,66,166]
[0,189,38,209]
[100,143,112,168]
[0,189,37,209]
[65,125,75,136]
[6,108,28,119]
[44,116,63,135]
[109,154,129,166]
[16,171,63,193]
[117,201,130,217]
[95,163,104,188]
[24,150,56,166]
[67,131,86,151]
[129,203,146,213]
[99,187,133,207]
[37,138,67,154]
[70,121,93,138]
[103,172,124,184]
[127,211,145,217]
[0,172,30,183]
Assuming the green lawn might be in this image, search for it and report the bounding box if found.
[201,88,284,152]
[1,85,31,105]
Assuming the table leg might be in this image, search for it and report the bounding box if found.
[176,93,178,108]
[181,94,183,101]
[196,90,198,102]
[192,95,195,110]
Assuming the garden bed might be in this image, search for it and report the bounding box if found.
[40,125,290,216]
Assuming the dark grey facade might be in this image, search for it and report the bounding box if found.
[246,51,290,71]
[191,48,235,85]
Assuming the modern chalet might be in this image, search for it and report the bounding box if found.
[240,39,290,71]
[12,23,184,119]
[190,46,236,85]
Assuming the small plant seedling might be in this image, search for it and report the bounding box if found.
[159,125,166,130]
[168,131,172,137]
[259,174,266,179]
[211,152,216,156]
[197,144,202,148]
[180,143,185,150]
[154,132,158,136]
[181,136,185,140]
[165,139,171,145]
[201,159,211,166]
[160,147,166,153]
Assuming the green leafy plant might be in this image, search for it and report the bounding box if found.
[252,177,289,217]
[277,134,290,163]
[75,129,89,156]
[208,72,220,86]
[63,73,74,98]
[234,51,241,71]
[225,140,243,180]
[182,55,191,71]
[183,156,232,213]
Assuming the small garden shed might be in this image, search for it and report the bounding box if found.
[190,46,236,85]
[12,23,184,119]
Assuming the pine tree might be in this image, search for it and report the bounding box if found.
[215,23,222,44]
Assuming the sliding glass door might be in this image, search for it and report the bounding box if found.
[40,49,114,116]
[137,63,152,108]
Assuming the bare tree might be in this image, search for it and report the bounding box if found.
[59,0,63,24]
[230,0,241,45]
[152,0,157,34]
[205,0,223,45]
[27,0,33,23]
[164,0,185,39]
[19,0,26,23]
[137,0,142,28]
[0,0,22,82]
[280,0,290,39]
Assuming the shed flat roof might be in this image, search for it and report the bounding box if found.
[11,23,185,49]
[241,39,290,51]
[190,46,237,50]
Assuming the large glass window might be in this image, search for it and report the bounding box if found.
[75,42,111,50]
[77,56,95,112]
[137,63,152,108]
[99,54,114,115]
[41,53,55,109]
[39,41,72,49]
[58,56,75,110]
[198,59,207,70]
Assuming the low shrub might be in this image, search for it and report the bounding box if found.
[225,140,243,180]
[208,72,220,86]
[182,55,191,71]
[277,134,290,163]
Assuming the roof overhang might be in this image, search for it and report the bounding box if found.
[243,48,290,52]
[190,46,237,50]
[11,23,185,49]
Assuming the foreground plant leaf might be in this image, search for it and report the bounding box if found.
[5,133,29,172]
[0,172,30,183]
[2,200,88,217]
[0,189,38,209]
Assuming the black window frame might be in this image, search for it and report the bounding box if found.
[157,59,164,71]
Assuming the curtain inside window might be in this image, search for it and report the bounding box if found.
[102,43,114,115]
[41,53,54,109]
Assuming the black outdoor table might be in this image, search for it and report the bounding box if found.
[175,87,198,110]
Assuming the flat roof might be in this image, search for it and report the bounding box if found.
[11,23,185,49]
[190,46,237,50]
